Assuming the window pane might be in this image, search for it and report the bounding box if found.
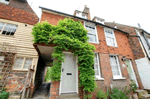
[112,70,120,75]
[94,53,101,77]
[13,57,24,69]
[95,69,99,75]
[23,58,32,70]
[106,37,115,46]
[110,56,121,76]
[105,32,113,37]
[87,34,96,42]
[2,24,17,36]
[0,23,5,32]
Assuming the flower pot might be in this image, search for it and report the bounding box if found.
[132,93,138,99]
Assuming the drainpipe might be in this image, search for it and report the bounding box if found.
[129,35,150,60]
[142,31,150,49]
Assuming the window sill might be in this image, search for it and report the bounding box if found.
[0,34,15,38]
[12,69,28,71]
[95,77,104,81]
[107,45,118,48]
[113,77,126,80]
[89,42,99,44]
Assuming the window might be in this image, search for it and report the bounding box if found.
[13,57,33,70]
[0,0,9,4]
[76,12,87,19]
[104,28,117,47]
[109,55,124,79]
[0,23,17,36]
[94,53,103,80]
[85,22,98,43]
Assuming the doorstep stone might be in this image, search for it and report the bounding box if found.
[141,94,150,99]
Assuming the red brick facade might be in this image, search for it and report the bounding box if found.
[40,10,143,99]
[0,0,39,25]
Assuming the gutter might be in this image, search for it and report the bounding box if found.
[129,35,150,60]
[39,6,129,35]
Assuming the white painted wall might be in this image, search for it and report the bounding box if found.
[135,57,150,89]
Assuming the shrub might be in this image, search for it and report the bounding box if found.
[96,90,109,99]
[129,83,137,93]
[45,67,52,82]
[109,88,129,99]
[0,90,9,99]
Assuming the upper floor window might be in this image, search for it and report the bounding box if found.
[0,0,9,4]
[109,55,123,79]
[0,23,17,36]
[94,53,102,79]
[13,57,33,70]
[76,12,87,19]
[104,28,117,47]
[85,22,98,43]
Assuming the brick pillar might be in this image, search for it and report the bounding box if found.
[99,53,113,88]
[49,81,60,99]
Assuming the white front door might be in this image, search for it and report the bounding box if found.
[125,59,139,87]
[60,53,77,94]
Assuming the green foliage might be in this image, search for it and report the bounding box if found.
[32,18,96,92]
[0,90,9,99]
[109,88,129,99]
[84,93,93,99]
[129,83,137,93]
[96,90,109,99]
[45,67,52,82]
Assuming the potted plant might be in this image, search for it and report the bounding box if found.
[130,83,138,99]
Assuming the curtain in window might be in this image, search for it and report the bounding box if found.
[13,57,24,69]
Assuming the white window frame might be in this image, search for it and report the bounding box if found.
[0,22,17,36]
[104,28,117,47]
[84,22,99,44]
[109,55,125,79]
[94,53,104,80]
[0,0,9,4]
[12,57,33,71]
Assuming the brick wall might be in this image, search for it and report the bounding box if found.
[5,71,28,93]
[105,22,145,59]
[40,11,143,99]
[49,81,60,99]
[0,2,39,25]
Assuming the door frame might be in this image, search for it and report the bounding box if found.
[126,59,139,87]
[59,52,78,95]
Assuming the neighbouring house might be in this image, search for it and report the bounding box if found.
[105,22,150,90]
[0,0,39,98]
[33,5,144,99]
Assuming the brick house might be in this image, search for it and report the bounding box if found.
[33,5,144,99]
[0,0,39,97]
[105,22,150,90]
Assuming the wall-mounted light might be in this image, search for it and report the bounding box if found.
[121,56,126,61]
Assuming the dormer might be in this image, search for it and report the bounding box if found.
[92,16,105,24]
[74,5,91,20]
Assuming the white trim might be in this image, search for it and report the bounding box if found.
[104,28,118,47]
[84,22,99,44]
[127,59,139,87]
[59,52,78,95]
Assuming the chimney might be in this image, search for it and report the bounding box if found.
[83,5,91,20]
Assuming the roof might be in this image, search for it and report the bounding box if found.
[39,6,129,35]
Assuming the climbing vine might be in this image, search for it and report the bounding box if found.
[32,18,96,92]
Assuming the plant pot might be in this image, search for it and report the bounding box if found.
[132,93,138,99]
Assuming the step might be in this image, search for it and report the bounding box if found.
[141,94,150,99]
[59,93,80,99]
[135,90,146,93]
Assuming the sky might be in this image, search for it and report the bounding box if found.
[27,0,150,32]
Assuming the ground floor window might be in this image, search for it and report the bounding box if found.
[12,57,33,70]
[109,55,122,79]
[94,53,102,79]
